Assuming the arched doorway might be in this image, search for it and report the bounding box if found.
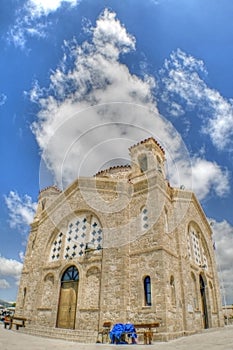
[57,266,79,329]
[199,274,209,329]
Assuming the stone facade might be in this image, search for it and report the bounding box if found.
[15,137,224,342]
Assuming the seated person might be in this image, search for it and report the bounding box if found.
[4,314,12,329]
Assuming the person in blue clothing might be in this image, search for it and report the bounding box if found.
[110,323,137,344]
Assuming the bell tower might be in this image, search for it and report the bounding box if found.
[34,186,61,219]
[129,137,166,178]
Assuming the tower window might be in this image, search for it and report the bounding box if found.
[138,154,148,172]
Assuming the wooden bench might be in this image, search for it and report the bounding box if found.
[97,321,160,344]
[10,316,27,330]
[134,322,160,344]
[97,321,112,343]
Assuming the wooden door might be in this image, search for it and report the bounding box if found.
[57,281,78,329]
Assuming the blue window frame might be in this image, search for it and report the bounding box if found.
[144,276,152,306]
[61,266,79,282]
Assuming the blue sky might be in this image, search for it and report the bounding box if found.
[0,0,233,305]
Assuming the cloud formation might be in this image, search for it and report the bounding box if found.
[0,256,23,291]
[4,191,37,232]
[0,256,23,278]
[30,9,161,188]
[0,279,10,289]
[191,158,229,200]
[27,0,79,17]
[160,49,233,151]
[29,10,229,203]
[212,219,233,304]
[7,0,80,48]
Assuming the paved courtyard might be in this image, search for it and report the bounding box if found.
[1,324,233,350]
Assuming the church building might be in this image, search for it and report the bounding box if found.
[15,137,224,342]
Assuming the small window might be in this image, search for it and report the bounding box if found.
[157,156,162,172]
[138,154,148,172]
[164,207,168,233]
[144,276,152,306]
[141,206,149,231]
[41,199,46,210]
[23,287,27,306]
[170,276,176,306]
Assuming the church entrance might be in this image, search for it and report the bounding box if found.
[57,266,79,329]
[199,274,209,329]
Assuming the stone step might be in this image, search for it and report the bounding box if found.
[17,324,97,343]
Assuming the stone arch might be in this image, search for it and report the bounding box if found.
[86,266,101,278]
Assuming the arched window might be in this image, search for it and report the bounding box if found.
[61,265,79,282]
[64,214,102,260]
[187,224,209,270]
[144,276,152,306]
[49,213,103,262]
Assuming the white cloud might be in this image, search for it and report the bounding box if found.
[7,0,80,48]
[4,191,37,232]
[30,9,160,188]
[28,10,229,204]
[0,279,10,289]
[0,256,23,279]
[191,158,229,200]
[167,156,229,201]
[28,0,79,17]
[0,93,7,106]
[93,9,136,58]
[19,251,25,262]
[0,256,23,290]
[211,219,233,304]
[160,49,233,151]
